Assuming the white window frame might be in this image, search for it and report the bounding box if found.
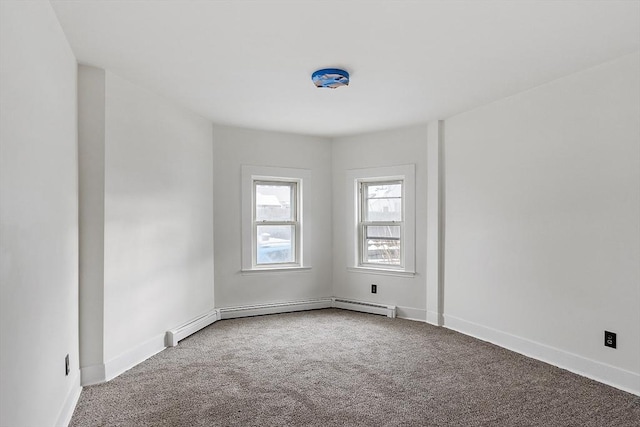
[346,165,416,276]
[241,165,311,272]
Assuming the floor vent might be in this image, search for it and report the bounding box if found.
[332,298,396,318]
[166,309,221,347]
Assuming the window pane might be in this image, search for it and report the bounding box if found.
[366,198,402,221]
[366,183,401,199]
[364,238,401,265]
[364,182,402,222]
[364,225,400,265]
[366,225,400,239]
[255,183,294,221]
[256,225,294,264]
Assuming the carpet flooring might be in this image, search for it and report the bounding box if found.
[70,309,640,426]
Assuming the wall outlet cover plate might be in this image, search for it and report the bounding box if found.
[604,331,616,349]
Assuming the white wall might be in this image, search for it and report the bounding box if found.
[78,65,105,376]
[103,71,215,363]
[0,1,81,426]
[213,125,332,307]
[443,53,640,393]
[77,67,215,381]
[426,121,444,326]
[332,125,429,320]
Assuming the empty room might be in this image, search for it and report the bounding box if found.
[1,1,639,426]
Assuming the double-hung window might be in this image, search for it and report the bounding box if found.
[346,164,415,276]
[241,165,310,272]
[253,180,299,267]
[359,180,403,268]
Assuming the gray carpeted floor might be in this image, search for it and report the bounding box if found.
[70,309,640,426]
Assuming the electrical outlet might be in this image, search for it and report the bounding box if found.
[604,331,616,349]
[371,284,377,294]
[65,354,70,376]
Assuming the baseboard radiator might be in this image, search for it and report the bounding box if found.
[219,299,333,320]
[332,298,396,318]
[166,309,221,347]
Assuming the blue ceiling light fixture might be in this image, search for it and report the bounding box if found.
[312,68,349,89]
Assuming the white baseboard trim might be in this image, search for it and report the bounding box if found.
[396,306,426,322]
[444,314,640,396]
[426,310,443,326]
[219,298,333,320]
[104,333,166,383]
[166,309,221,347]
[82,334,166,386]
[80,363,106,386]
[55,371,82,427]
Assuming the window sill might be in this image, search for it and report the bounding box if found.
[241,266,312,275]
[347,267,416,278]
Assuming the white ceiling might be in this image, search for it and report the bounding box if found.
[50,0,640,137]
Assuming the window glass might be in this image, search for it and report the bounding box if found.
[255,183,294,222]
[364,182,402,222]
[364,225,401,265]
[365,225,401,239]
[256,224,294,264]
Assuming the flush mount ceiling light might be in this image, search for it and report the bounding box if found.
[312,68,349,89]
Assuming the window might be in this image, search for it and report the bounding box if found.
[359,180,403,267]
[253,180,299,266]
[346,164,415,276]
[241,165,311,272]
